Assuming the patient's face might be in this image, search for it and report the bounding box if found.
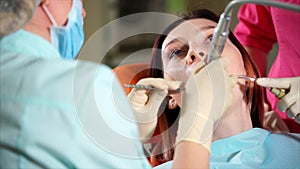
[161,18,246,106]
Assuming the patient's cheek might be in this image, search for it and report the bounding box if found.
[164,68,191,84]
[222,46,245,75]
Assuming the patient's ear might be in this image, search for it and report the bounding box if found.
[168,96,177,109]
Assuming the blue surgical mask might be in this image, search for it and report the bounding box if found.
[42,0,84,59]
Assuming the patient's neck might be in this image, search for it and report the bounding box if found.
[212,93,253,142]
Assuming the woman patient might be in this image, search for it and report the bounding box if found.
[128,9,300,168]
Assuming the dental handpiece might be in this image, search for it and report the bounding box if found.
[206,0,300,64]
[236,75,288,99]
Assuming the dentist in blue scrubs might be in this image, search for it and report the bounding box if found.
[1,0,298,168]
[0,0,212,168]
[0,0,152,168]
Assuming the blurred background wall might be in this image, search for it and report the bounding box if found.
[81,0,277,72]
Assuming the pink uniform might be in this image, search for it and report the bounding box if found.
[234,1,300,133]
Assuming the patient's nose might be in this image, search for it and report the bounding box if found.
[186,50,205,66]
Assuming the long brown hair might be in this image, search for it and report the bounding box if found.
[147,9,265,166]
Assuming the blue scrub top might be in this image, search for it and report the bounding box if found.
[154,128,300,169]
[0,30,152,168]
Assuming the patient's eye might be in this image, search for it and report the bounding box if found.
[164,39,189,60]
[208,35,213,42]
[169,49,187,59]
[199,34,214,49]
[167,43,188,59]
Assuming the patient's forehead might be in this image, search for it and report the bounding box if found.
[163,18,217,48]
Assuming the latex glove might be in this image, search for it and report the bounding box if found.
[176,58,237,151]
[256,77,300,123]
[264,110,289,133]
[128,78,182,142]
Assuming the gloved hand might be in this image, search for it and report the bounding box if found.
[256,77,300,124]
[176,58,237,151]
[264,110,290,133]
[128,78,182,142]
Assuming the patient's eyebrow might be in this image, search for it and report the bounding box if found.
[164,25,215,48]
[199,25,215,31]
[164,38,186,48]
